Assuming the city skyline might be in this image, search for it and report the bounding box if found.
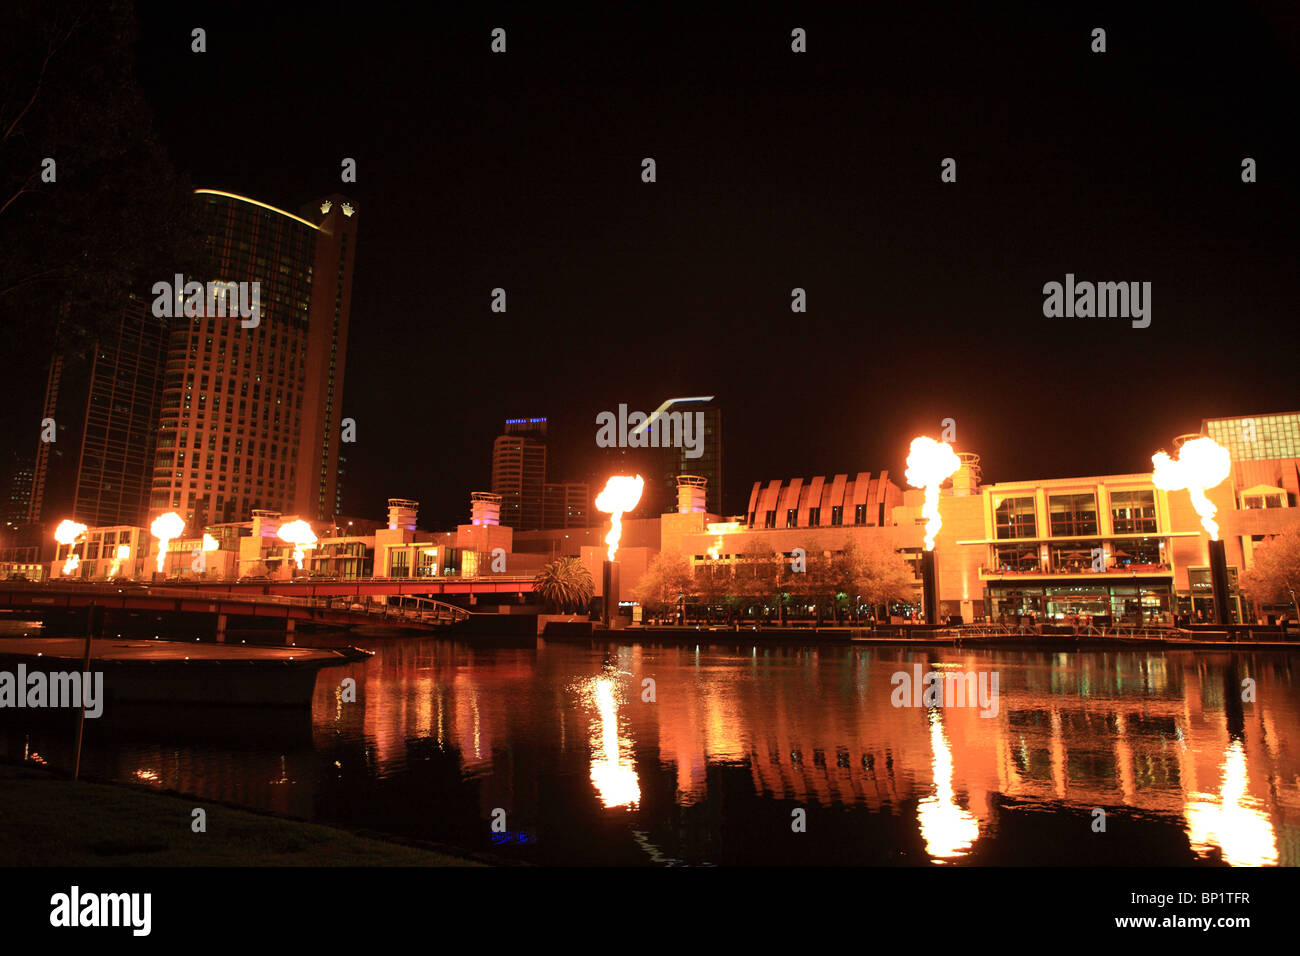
[3,0,1300,907]
[2,5,1297,530]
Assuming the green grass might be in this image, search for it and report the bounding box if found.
[0,764,485,866]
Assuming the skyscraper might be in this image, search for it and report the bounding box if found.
[657,402,722,515]
[543,480,590,529]
[149,189,357,526]
[491,418,548,530]
[3,451,35,527]
[28,299,168,527]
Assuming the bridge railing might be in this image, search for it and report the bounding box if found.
[0,582,468,625]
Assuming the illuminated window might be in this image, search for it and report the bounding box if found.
[995,496,1037,539]
[1111,490,1157,533]
[1049,493,1098,536]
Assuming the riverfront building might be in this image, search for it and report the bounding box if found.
[38,412,1300,626]
[149,189,357,528]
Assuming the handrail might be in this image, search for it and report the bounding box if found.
[0,581,469,625]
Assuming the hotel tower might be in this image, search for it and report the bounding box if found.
[149,190,357,527]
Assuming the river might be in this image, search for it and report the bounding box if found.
[2,632,1296,866]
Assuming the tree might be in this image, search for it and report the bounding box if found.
[788,547,834,625]
[1,1,203,338]
[856,537,918,621]
[733,539,780,624]
[694,558,732,624]
[534,557,595,613]
[1240,525,1300,619]
[632,552,691,621]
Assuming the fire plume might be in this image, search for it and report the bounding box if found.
[277,519,318,569]
[109,543,131,578]
[150,512,186,573]
[905,437,962,551]
[1151,436,1231,540]
[54,519,88,575]
[595,475,644,562]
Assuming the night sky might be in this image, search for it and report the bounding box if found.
[14,2,1300,528]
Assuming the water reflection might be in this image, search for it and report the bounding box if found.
[917,709,979,861]
[1,635,1297,866]
[1185,740,1278,867]
[583,676,640,809]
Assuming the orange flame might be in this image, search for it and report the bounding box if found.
[108,543,131,578]
[54,519,88,575]
[595,475,644,562]
[905,437,962,550]
[1151,436,1231,540]
[150,512,186,572]
[277,519,318,569]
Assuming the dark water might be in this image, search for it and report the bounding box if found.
[3,629,1298,866]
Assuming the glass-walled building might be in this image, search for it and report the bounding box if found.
[962,476,1186,625]
[150,190,357,528]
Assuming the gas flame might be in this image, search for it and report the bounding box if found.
[54,519,88,575]
[1151,436,1231,540]
[905,437,962,551]
[706,536,723,560]
[150,512,186,572]
[595,475,644,562]
[277,519,318,569]
[108,543,131,578]
[202,532,219,551]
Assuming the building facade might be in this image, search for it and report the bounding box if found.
[149,189,357,528]
[491,419,548,531]
[28,301,168,528]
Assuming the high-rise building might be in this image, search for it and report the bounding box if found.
[149,189,357,526]
[657,402,722,515]
[490,418,590,530]
[28,300,168,527]
[543,480,589,529]
[3,451,34,527]
[492,419,548,530]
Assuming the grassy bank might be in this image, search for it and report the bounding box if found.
[0,763,485,866]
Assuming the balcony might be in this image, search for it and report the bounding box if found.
[980,562,1172,580]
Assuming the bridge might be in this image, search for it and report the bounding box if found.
[0,581,471,632]
[131,575,538,600]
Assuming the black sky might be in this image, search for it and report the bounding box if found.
[25,2,1300,527]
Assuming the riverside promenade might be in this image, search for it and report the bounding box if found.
[548,621,1300,651]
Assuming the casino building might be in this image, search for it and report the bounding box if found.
[149,189,357,529]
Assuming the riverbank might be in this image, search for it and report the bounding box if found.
[0,763,487,866]
[548,623,1300,651]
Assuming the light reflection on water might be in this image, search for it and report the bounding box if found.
[1,636,1297,866]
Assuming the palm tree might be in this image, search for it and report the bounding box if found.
[534,557,595,613]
